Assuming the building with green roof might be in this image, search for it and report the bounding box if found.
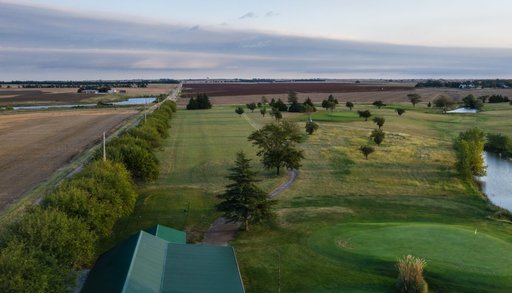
[82,225,245,293]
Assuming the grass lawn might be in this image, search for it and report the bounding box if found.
[232,103,512,292]
[104,106,284,248]
[107,102,512,291]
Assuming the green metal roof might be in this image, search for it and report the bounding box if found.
[82,225,244,293]
[163,244,245,293]
[145,225,186,244]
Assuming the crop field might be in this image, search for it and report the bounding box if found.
[0,83,177,105]
[0,109,136,212]
[181,82,413,97]
[114,102,512,292]
[180,83,512,105]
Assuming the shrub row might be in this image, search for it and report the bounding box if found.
[0,101,176,292]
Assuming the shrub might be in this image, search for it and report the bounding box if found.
[396,255,428,293]
[3,208,96,269]
[128,125,162,148]
[186,93,212,110]
[359,145,375,159]
[485,133,512,158]
[305,121,319,135]
[370,128,386,145]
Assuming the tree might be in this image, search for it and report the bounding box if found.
[373,117,385,129]
[427,101,432,108]
[305,121,319,135]
[261,96,268,104]
[359,145,375,160]
[246,102,257,112]
[273,110,283,121]
[216,152,275,231]
[357,110,372,121]
[407,94,422,107]
[186,93,212,110]
[304,104,315,121]
[4,208,96,269]
[433,95,455,109]
[327,94,339,104]
[346,101,354,111]
[396,108,406,116]
[373,100,385,109]
[248,121,305,175]
[274,98,288,111]
[260,107,267,117]
[462,95,483,110]
[370,128,386,145]
[303,97,316,111]
[288,102,305,113]
[322,95,338,111]
[235,107,245,116]
[454,128,486,177]
[288,91,299,104]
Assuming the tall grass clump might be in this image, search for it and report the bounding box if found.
[396,255,428,293]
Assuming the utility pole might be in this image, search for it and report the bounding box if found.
[277,251,281,293]
[144,98,147,123]
[102,131,106,161]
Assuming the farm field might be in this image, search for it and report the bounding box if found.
[0,109,136,212]
[181,82,414,97]
[0,83,177,105]
[180,83,512,105]
[113,102,512,292]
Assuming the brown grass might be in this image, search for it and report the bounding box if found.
[396,255,428,293]
[0,109,136,211]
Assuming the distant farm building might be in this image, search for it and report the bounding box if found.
[82,225,245,293]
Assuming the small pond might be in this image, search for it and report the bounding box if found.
[13,97,157,110]
[479,152,512,212]
[447,108,478,114]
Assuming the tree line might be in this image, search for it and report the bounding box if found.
[0,101,176,292]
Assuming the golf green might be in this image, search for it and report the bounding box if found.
[309,223,512,277]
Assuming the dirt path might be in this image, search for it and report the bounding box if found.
[202,169,298,246]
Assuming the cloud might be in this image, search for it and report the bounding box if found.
[265,11,279,17]
[0,2,512,80]
[239,12,257,19]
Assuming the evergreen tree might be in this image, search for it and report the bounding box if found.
[216,152,275,231]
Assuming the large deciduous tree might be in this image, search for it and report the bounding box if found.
[407,94,422,107]
[248,121,305,175]
[216,152,275,231]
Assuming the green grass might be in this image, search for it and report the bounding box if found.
[309,223,512,292]
[105,107,284,249]
[108,103,512,291]
[232,103,512,292]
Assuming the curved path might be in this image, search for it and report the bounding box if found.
[203,169,298,246]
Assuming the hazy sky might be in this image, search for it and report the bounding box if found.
[1,0,512,80]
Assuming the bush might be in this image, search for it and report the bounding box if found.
[3,208,96,269]
[128,125,162,148]
[485,133,512,158]
[396,255,428,293]
[454,128,486,178]
[0,240,71,293]
[488,94,509,103]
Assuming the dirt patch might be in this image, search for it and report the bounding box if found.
[0,109,136,211]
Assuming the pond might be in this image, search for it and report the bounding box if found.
[479,152,512,212]
[13,97,157,110]
[447,108,478,114]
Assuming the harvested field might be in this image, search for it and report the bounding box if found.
[179,86,512,105]
[181,82,413,97]
[0,83,177,105]
[0,109,137,211]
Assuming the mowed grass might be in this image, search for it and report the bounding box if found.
[105,106,284,248]
[233,103,512,292]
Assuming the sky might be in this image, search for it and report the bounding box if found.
[1,0,512,80]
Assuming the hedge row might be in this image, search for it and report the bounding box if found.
[0,101,176,292]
